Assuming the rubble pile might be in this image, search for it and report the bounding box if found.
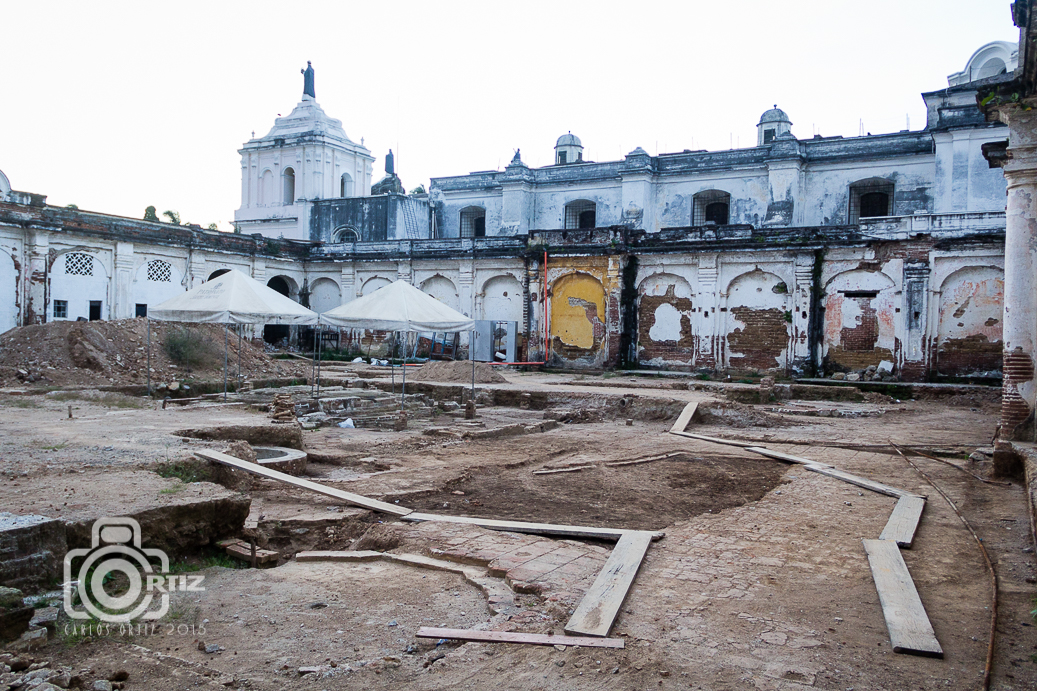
[0,319,304,388]
[271,393,297,423]
[830,364,898,382]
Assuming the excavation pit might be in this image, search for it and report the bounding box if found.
[402,453,788,532]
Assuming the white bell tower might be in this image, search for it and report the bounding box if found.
[234,63,375,240]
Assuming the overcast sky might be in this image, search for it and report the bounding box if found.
[0,1,1018,230]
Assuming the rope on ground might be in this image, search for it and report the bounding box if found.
[890,442,998,691]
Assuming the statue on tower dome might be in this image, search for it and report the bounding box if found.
[301,61,315,99]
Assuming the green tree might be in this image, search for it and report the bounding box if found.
[163,210,181,225]
[207,223,218,231]
[66,204,78,210]
[144,206,159,222]
[409,185,426,195]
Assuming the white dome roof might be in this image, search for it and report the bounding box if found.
[556,132,582,147]
[758,105,791,126]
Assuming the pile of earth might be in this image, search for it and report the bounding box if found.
[0,318,304,388]
[407,360,507,384]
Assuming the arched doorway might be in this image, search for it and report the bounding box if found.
[263,275,293,344]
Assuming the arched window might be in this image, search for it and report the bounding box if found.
[693,190,731,225]
[333,226,360,242]
[849,178,894,223]
[340,173,354,197]
[564,200,596,229]
[283,167,296,205]
[207,268,230,281]
[460,207,486,238]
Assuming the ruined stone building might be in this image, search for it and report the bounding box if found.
[0,42,1019,381]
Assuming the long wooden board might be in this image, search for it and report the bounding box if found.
[862,539,943,657]
[416,627,624,649]
[744,446,831,467]
[669,401,699,434]
[806,465,917,499]
[667,430,757,447]
[194,449,413,517]
[564,531,653,637]
[532,465,596,475]
[605,452,684,468]
[879,495,926,548]
[401,512,663,541]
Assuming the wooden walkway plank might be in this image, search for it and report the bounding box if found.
[605,452,684,468]
[744,446,831,467]
[532,465,596,475]
[669,401,699,434]
[194,449,413,517]
[668,430,757,447]
[806,465,917,499]
[879,495,927,548]
[862,539,943,657]
[402,512,664,541]
[564,531,654,637]
[417,627,624,649]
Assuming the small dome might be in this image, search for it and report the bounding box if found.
[556,132,582,147]
[758,105,791,126]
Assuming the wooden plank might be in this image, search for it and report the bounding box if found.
[669,401,699,434]
[194,449,413,517]
[223,542,278,564]
[862,539,943,657]
[807,465,917,499]
[532,465,596,475]
[605,452,684,468]
[416,627,624,649]
[401,512,663,541]
[667,430,757,447]
[879,495,926,548]
[745,446,831,467]
[296,550,383,562]
[564,531,653,637]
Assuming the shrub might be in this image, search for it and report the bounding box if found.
[163,326,218,369]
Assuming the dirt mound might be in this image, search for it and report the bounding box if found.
[0,318,303,388]
[408,360,507,384]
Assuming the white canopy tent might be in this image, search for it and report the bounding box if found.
[321,280,476,400]
[148,269,319,399]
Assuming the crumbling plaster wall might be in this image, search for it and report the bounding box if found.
[433,185,503,238]
[546,257,621,368]
[654,174,770,228]
[532,185,622,230]
[723,268,793,371]
[934,263,1004,375]
[803,158,934,225]
[0,232,23,334]
[636,270,697,368]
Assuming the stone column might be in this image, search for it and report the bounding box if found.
[902,260,931,380]
[792,257,814,370]
[1000,108,1037,440]
[113,242,134,319]
[697,254,719,370]
[25,230,48,324]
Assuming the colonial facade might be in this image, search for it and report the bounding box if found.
[0,43,1016,380]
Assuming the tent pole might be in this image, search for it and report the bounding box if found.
[311,323,318,398]
[401,333,406,405]
[223,324,229,402]
[471,329,476,403]
[390,332,396,395]
[236,326,242,389]
[316,318,323,398]
[146,317,151,397]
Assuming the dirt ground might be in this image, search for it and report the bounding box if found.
[0,367,1034,690]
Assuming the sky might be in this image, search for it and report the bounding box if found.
[0,0,1019,231]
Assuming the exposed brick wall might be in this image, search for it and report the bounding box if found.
[637,287,695,363]
[726,307,788,371]
[936,334,1002,375]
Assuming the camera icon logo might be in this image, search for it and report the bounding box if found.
[63,517,171,623]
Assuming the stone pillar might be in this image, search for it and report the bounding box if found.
[605,255,623,366]
[902,260,931,380]
[697,254,719,370]
[340,263,356,302]
[792,257,814,370]
[1000,108,1037,440]
[25,231,49,324]
[113,242,134,319]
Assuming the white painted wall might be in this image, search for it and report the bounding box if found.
[51,251,109,321]
[480,274,523,322]
[309,277,341,313]
[0,249,18,334]
[132,259,184,314]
